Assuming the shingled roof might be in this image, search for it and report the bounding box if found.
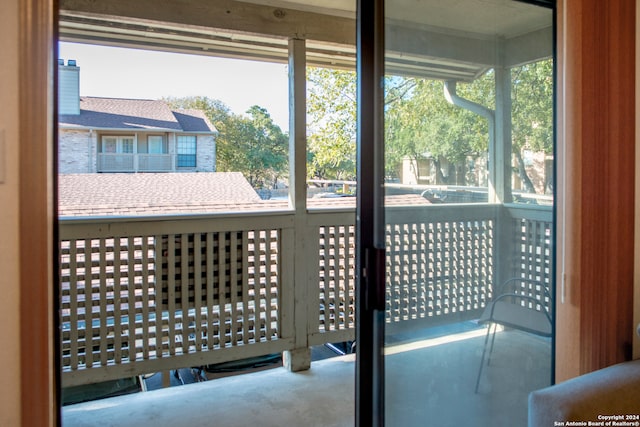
[58,172,432,217]
[58,172,261,217]
[59,97,217,133]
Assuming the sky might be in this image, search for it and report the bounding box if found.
[59,42,290,130]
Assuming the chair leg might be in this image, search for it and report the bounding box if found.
[487,323,498,366]
[475,323,493,393]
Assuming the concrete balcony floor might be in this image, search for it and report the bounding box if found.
[62,325,551,427]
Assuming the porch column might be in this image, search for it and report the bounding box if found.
[492,65,513,204]
[282,37,311,371]
[133,133,139,172]
[493,65,516,290]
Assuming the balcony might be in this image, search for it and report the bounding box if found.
[59,201,552,425]
[61,313,550,426]
[97,153,174,173]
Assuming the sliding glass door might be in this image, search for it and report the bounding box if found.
[356,1,555,425]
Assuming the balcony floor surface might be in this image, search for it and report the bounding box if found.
[62,327,550,427]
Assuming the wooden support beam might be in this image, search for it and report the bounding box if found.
[59,0,356,45]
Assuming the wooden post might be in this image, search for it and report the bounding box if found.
[283,37,311,371]
[494,65,513,205]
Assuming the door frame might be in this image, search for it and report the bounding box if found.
[354,0,558,425]
[355,0,386,426]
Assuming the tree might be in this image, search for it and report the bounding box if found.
[165,96,288,189]
[307,68,357,180]
[511,59,554,193]
[307,59,553,193]
[384,75,493,184]
[306,68,417,181]
[307,68,492,184]
[222,105,288,188]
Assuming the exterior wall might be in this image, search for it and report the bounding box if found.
[401,156,488,187]
[196,134,216,172]
[401,157,430,185]
[0,0,22,424]
[511,151,553,194]
[59,129,97,173]
[59,130,214,173]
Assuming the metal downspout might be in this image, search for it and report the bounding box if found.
[443,80,496,199]
[443,80,495,138]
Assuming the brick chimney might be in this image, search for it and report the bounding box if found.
[58,59,80,115]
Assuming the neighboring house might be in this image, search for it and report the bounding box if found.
[58,60,217,174]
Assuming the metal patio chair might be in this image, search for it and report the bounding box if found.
[474,277,553,393]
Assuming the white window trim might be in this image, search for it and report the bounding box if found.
[101,135,136,154]
[176,134,197,168]
[148,135,165,154]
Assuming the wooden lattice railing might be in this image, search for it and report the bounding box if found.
[59,204,552,387]
[385,204,496,327]
[59,213,294,386]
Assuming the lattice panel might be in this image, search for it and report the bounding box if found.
[60,229,280,372]
[318,225,356,332]
[385,220,494,323]
[160,232,244,309]
[512,217,553,310]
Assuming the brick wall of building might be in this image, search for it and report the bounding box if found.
[196,134,216,172]
[59,129,97,173]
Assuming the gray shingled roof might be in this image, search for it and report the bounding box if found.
[58,172,261,216]
[59,97,216,133]
[58,172,431,217]
[172,109,217,133]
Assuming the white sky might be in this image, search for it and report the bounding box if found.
[59,42,290,130]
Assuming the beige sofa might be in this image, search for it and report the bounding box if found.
[528,359,640,426]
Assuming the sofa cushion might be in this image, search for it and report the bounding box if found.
[528,359,640,427]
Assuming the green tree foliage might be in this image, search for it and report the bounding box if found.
[165,96,288,189]
[307,68,357,180]
[307,68,493,183]
[384,74,493,183]
[307,59,553,192]
[511,59,554,193]
[224,105,288,188]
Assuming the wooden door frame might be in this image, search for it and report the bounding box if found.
[17,0,637,425]
[19,0,57,425]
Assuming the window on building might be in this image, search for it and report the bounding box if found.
[101,136,134,153]
[177,135,197,168]
[148,135,165,154]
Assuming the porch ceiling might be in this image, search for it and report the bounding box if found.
[59,0,552,80]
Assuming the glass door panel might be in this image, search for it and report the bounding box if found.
[379,1,555,425]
